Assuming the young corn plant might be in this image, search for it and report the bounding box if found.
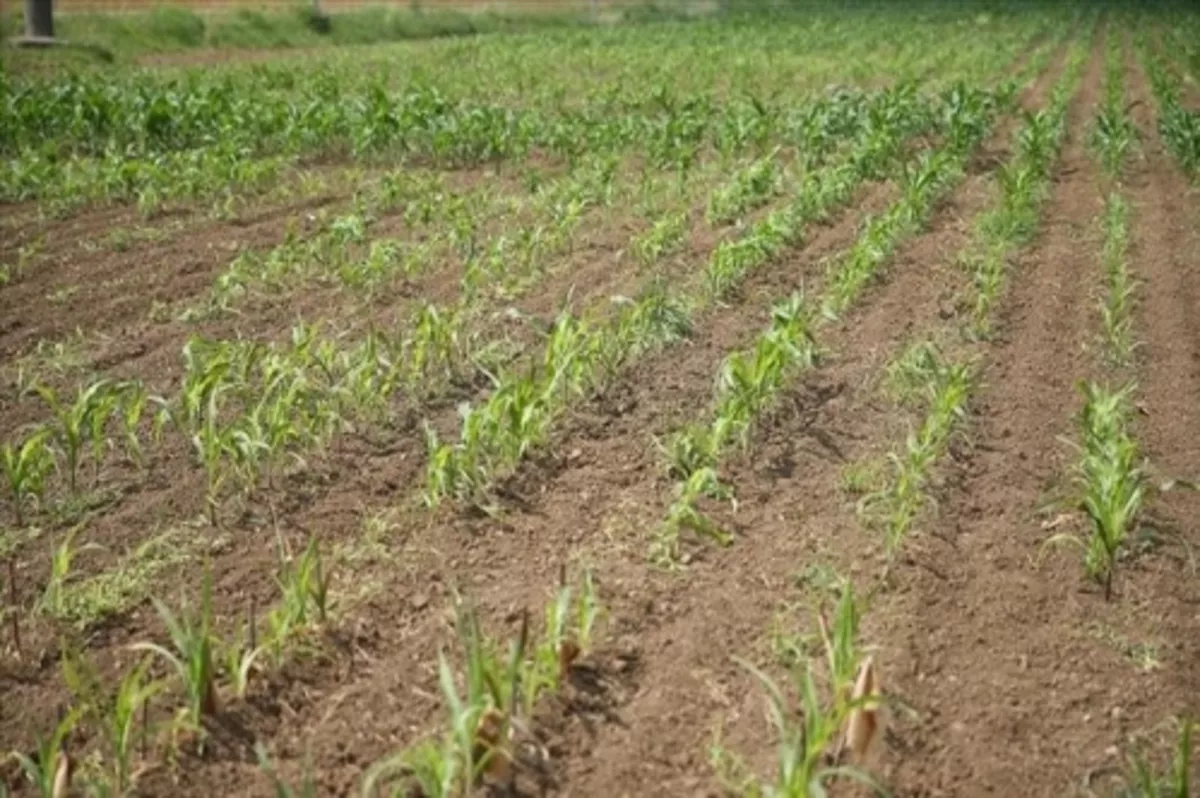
[133,570,220,732]
[62,650,162,796]
[362,598,522,797]
[657,467,736,566]
[1091,109,1138,181]
[219,624,263,700]
[270,535,334,650]
[8,708,80,798]
[116,381,150,469]
[1,428,55,527]
[518,570,601,717]
[37,380,115,495]
[404,303,471,391]
[363,578,602,796]
[712,582,883,798]
[1053,382,1144,601]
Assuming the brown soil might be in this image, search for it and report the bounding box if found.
[872,32,1200,796]
[125,44,1069,796]
[5,25,1199,798]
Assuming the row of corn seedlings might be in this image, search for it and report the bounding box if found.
[1047,34,1146,604]
[1090,33,1138,367]
[2,161,706,544]
[966,43,1090,336]
[1,6,1047,217]
[1088,29,1139,181]
[1097,188,1136,368]
[7,531,336,796]
[859,43,1087,554]
[858,341,974,553]
[189,168,485,316]
[1139,37,1200,179]
[1,319,414,536]
[361,571,601,797]
[421,84,949,511]
[0,61,882,214]
[655,84,1004,561]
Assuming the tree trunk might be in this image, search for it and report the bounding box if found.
[24,0,54,39]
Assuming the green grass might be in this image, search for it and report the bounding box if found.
[1,3,683,67]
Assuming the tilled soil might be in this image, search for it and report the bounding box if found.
[4,24,1199,798]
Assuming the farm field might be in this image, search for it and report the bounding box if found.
[2,3,1200,796]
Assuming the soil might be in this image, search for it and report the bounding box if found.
[3,23,1199,798]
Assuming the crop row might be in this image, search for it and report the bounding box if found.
[1140,38,1200,179]
[421,83,954,513]
[0,5,1061,214]
[656,81,1008,560]
[865,41,1087,554]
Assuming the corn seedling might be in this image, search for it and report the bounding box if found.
[1091,108,1138,180]
[1078,382,1144,599]
[62,650,162,796]
[8,708,80,798]
[275,535,334,630]
[364,573,602,795]
[1,428,55,527]
[365,597,520,796]
[1050,382,1144,601]
[37,380,115,495]
[707,149,785,224]
[38,526,99,618]
[712,583,883,797]
[220,626,264,700]
[658,467,736,564]
[406,303,470,390]
[133,570,220,729]
[520,570,601,716]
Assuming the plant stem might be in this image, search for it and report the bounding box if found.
[7,557,19,655]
